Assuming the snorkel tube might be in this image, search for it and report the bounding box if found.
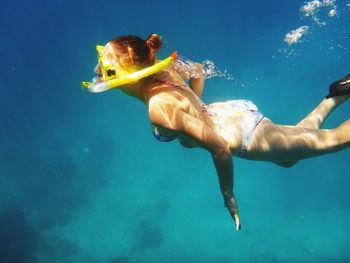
[81,49,178,93]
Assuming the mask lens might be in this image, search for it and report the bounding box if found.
[107,68,116,77]
[95,44,126,81]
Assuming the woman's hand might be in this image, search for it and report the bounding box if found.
[224,194,241,231]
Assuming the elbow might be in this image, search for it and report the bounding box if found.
[195,63,204,72]
[190,64,205,79]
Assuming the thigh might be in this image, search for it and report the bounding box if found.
[245,118,336,162]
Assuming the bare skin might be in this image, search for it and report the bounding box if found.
[96,45,350,230]
[143,70,349,231]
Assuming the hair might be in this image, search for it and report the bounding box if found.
[108,34,162,72]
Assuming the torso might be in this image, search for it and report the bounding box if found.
[143,69,244,154]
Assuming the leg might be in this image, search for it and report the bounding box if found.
[296,96,349,129]
[276,95,349,167]
[274,73,350,166]
[247,118,350,163]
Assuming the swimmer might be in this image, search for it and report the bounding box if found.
[86,34,350,231]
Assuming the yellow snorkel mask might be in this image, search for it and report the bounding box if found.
[81,44,177,93]
[96,45,119,81]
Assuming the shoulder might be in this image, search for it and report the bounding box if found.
[148,96,180,129]
[147,82,190,123]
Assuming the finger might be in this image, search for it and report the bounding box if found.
[234,214,241,231]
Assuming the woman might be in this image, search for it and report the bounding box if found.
[92,34,350,231]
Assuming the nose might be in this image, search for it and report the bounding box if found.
[94,63,102,75]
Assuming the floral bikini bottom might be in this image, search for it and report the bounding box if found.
[202,100,265,158]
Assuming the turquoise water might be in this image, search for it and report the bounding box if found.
[1,0,350,262]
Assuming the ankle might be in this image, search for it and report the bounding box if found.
[325,95,349,106]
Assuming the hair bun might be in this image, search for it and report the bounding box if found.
[146,34,162,52]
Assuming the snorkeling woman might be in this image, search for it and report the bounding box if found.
[82,34,350,231]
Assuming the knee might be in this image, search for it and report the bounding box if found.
[296,117,321,129]
[335,119,350,146]
[275,161,298,168]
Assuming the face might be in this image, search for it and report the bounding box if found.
[94,43,128,81]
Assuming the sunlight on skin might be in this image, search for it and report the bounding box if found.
[98,35,350,231]
[147,81,350,230]
[246,95,350,163]
[297,96,349,129]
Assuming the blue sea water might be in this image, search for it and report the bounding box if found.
[1,0,350,262]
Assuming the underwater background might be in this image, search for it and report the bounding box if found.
[1,0,350,262]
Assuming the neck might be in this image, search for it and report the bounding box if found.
[120,81,148,103]
[122,71,174,105]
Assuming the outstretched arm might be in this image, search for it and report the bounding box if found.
[149,107,240,230]
[212,154,240,230]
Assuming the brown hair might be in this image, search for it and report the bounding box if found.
[108,34,162,72]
